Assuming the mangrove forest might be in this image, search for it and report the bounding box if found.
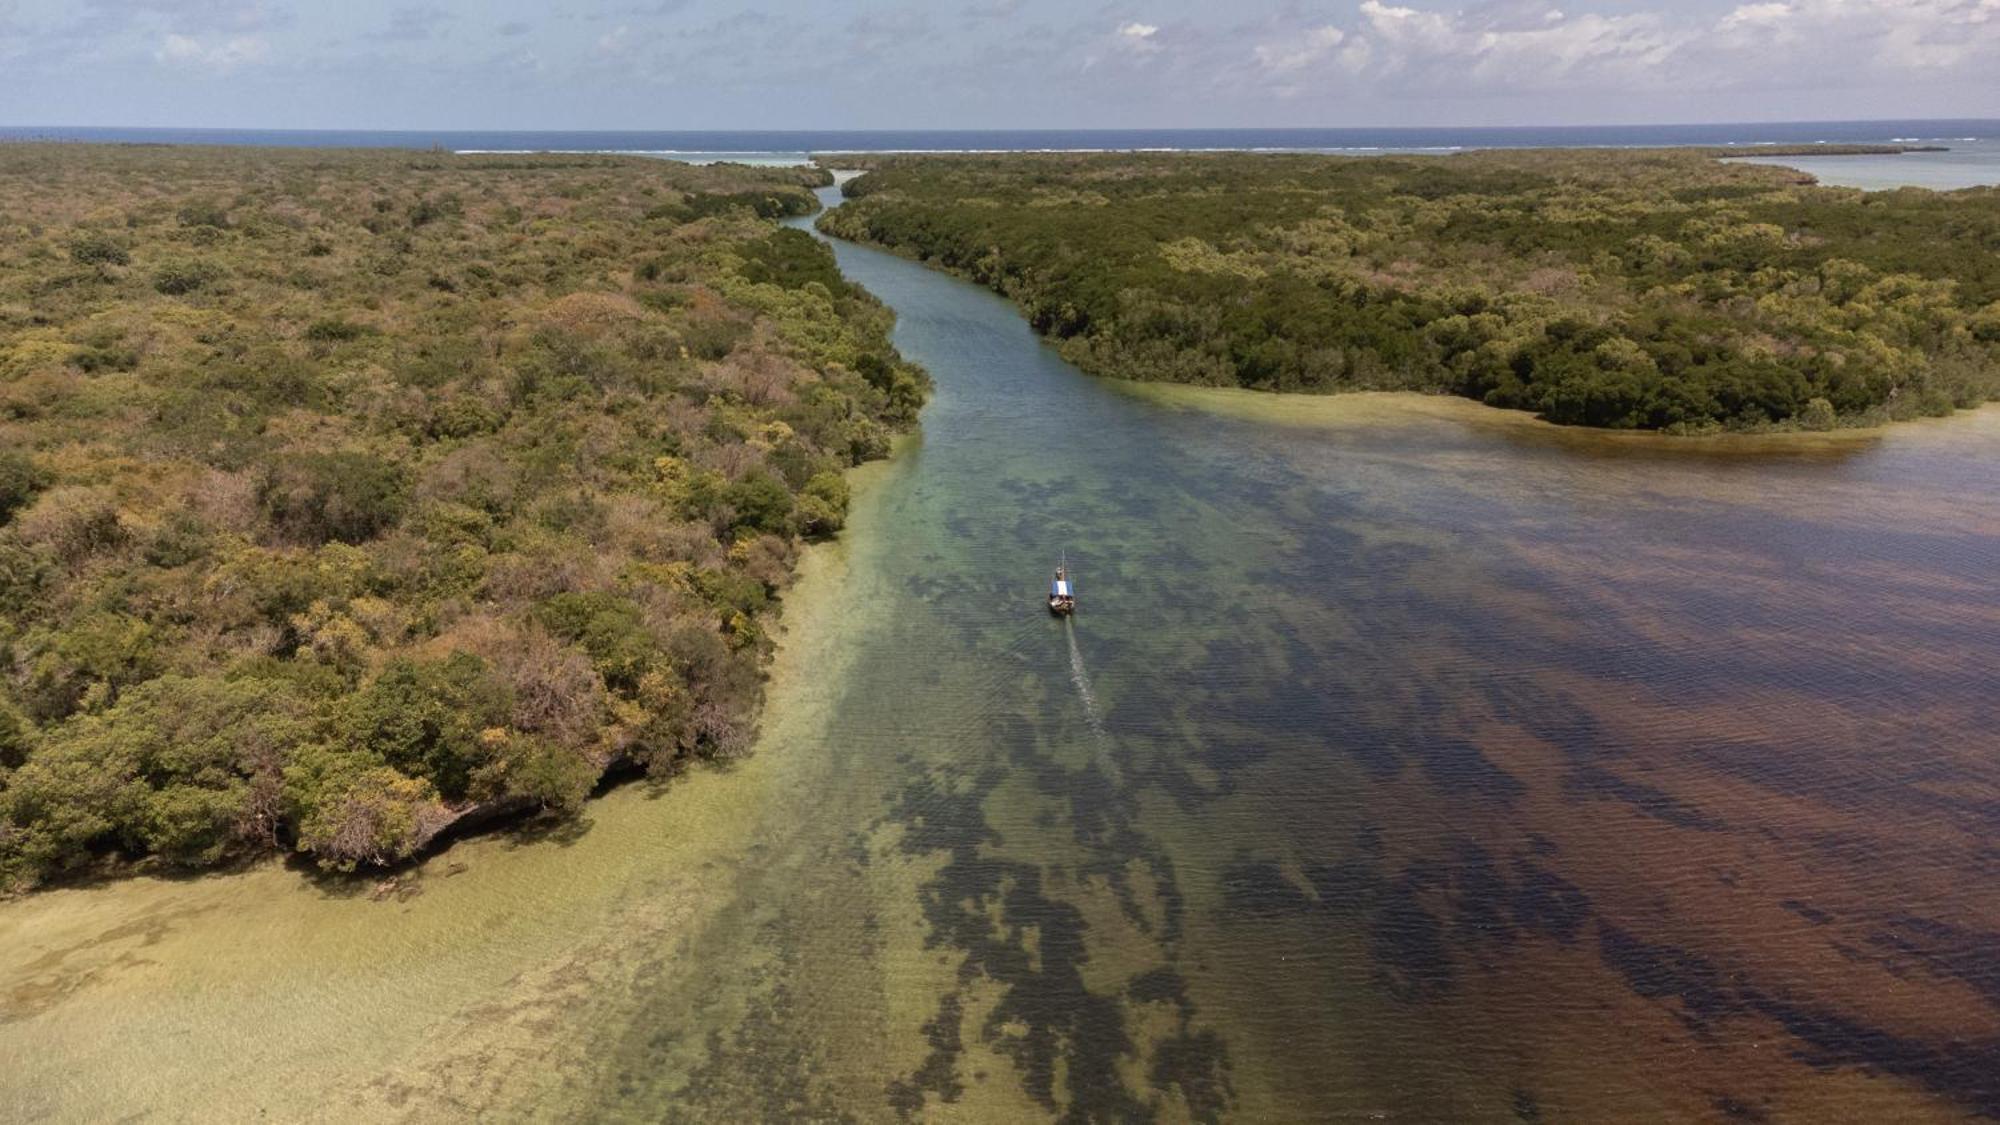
[819,149,2000,430]
[0,146,926,890]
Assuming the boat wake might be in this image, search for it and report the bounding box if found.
[1066,619,1109,741]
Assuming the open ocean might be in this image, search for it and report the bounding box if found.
[11,120,1996,187]
[2,120,1997,161]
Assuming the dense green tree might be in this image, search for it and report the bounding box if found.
[796,471,852,537]
[0,677,310,878]
[21,612,161,722]
[67,229,130,266]
[0,701,31,771]
[282,746,440,871]
[534,591,664,693]
[259,452,411,546]
[0,452,46,525]
[825,149,2000,431]
[492,734,599,812]
[152,259,222,295]
[724,469,796,536]
[338,655,512,802]
[0,145,924,891]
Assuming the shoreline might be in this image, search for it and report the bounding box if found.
[0,424,915,1120]
[814,216,1997,443]
[1116,383,2000,453]
[0,400,925,905]
[9,135,2000,1123]
[0,146,925,899]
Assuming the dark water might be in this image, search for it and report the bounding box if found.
[565,189,2000,1120]
[5,185,2000,1123]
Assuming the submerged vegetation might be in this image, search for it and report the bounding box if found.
[821,149,2000,431]
[0,146,926,890]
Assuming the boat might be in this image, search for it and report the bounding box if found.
[1048,560,1076,616]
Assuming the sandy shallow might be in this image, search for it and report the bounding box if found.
[8,207,2000,1124]
[0,452,910,1123]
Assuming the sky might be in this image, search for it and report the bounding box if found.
[1,0,1998,130]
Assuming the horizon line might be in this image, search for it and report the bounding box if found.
[4,117,1999,136]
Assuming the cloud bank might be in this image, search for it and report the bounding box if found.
[1254,0,2000,95]
[0,0,1994,129]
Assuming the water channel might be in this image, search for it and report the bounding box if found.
[3,183,1999,1123]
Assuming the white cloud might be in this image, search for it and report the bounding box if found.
[1238,0,2000,96]
[1111,19,1164,58]
[156,32,267,71]
[7,0,2000,128]
[1717,1,1794,35]
[1712,0,2000,71]
[1254,25,1347,74]
[1349,1,1680,89]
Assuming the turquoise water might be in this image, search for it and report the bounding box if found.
[767,189,2000,1120]
[8,123,1997,181]
[4,185,2000,1122]
[1739,136,2000,190]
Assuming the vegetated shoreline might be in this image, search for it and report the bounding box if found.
[2,283,914,902]
[817,148,2000,437]
[817,209,1961,443]
[0,146,930,896]
[8,434,913,899]
[325,428,922,886]
[342,204,932,889]
[812,144,1946,167]
[1116,382,2000,454]
[1703,144,1949,158]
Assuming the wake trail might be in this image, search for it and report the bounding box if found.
[1066,618,1109,742]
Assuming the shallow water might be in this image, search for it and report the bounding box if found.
[1736,137,2000,190]
[4,188,2000,1123]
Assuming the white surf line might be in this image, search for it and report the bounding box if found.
[1066,617,1109,742]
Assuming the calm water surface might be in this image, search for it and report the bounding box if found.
[1738,136,2000,190]
[3,188,1999,1123]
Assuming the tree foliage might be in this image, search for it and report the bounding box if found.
[0,145,924,891]
[0,452,47,525]
[824,149,2000,431]
[259,452,411,546]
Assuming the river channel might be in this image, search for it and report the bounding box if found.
[3,184,1999,1122]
